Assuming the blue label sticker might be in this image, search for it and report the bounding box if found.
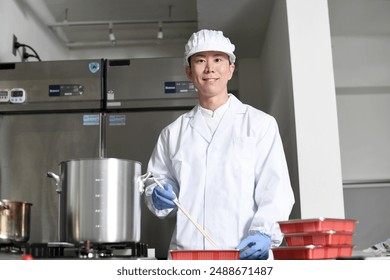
[164,82,176,94]
[49,85,61,96]
[108,115,126,126]
[88,62,100,74]
[83,114,100,125]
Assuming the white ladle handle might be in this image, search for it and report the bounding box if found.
[153,178,219,248]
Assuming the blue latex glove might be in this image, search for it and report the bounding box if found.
[236,232,272,260]
[152,183,177,210]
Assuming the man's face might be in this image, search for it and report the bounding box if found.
[186,51,235,98]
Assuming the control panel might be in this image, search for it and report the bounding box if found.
[0,89,10,103]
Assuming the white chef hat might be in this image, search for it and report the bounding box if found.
[184,29,236,66]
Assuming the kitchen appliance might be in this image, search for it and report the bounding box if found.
[0,199,32,243]
[0,57,198,259]
[47,158,142,244]
[0,241,150,260]
[0,59,104,245]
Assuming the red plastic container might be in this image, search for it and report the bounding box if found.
[278,218,356,234]
[272,245,353,260]
[170,250,240,260]
[284,231,354,246]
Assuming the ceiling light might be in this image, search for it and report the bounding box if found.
[157,21,163,39]
[108,22,116,45]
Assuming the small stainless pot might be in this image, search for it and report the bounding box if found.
[0,199,32,243]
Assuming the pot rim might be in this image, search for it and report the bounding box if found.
[0,199,33,206]
[59,157,142,165]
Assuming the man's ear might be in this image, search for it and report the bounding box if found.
[228,64,235,80]
[185,66,192,80]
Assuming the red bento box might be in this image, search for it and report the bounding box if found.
[170,250,240,260]
[272,245,354,260]
[284,231,354,246]
[278,218,357,234]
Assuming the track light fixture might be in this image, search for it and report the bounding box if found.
[108,22,116,45]
[157,21,163,39]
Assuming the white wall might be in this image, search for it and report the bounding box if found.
[337,91,390,181]
[0,0,68,62]
[333,36,390,180]
[333,36,390,88]
[331,34,390,249]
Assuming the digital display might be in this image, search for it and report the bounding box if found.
[11,90,24,97]
[0,90,9,97]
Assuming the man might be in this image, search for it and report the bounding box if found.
[144,29,294,259]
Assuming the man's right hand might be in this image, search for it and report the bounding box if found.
[152,184,177,210]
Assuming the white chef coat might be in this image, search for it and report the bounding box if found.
[144,94,294,252]
[199,97,230,135]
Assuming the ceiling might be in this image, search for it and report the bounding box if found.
[43,0,198,48]
[26,0,390,59]
[33,0,274,59]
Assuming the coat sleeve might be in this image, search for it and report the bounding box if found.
[144,128,179,218]
[249,116,295,246]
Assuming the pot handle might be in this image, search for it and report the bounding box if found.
[0,200,9,210]
[47,172,62,193]
[137,172,152,194]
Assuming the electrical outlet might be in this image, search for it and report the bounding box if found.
[12,34,18,56]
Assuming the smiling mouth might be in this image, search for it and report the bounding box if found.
[203,78,219,81]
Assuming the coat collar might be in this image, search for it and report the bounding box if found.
[187,94,246,118]
[186,94,247,143]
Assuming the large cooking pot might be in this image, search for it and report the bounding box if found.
[0,199,32,243]
[47,158,144,244]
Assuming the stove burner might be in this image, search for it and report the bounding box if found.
[78,241,149,259]
[0,241,149,259]
[0,242,24,254]
[26,243,72,258]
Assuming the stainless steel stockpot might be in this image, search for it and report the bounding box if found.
[0,199,32,243]
[47,158,142,244]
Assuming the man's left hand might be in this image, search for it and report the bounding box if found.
[236,232,271,260]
